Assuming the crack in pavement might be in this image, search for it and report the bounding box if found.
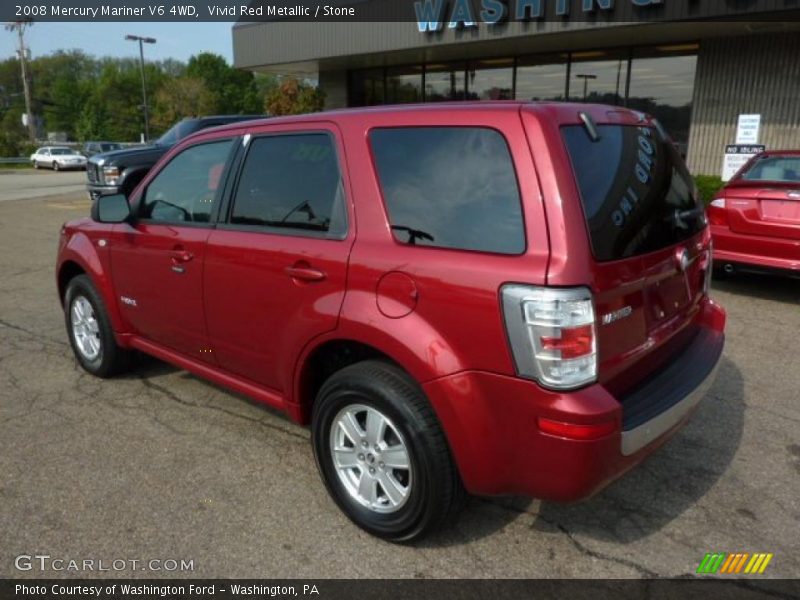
[0,318,68,348]
[137,377,308,443]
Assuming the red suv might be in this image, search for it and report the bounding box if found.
[56,103,726,541]
[709,150,800,277]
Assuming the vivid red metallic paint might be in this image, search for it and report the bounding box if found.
[56,102,726,501]
[710,150,800,275]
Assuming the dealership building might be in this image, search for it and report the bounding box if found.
[232,1,800,176]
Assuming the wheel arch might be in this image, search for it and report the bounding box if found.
[57,235,126,336]
[292,338,403,425]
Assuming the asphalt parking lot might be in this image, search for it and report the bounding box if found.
[1,170,799,579]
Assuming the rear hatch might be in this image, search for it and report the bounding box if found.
[558,115,710,397]
[724,184,800,241]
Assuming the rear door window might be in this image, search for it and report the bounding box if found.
[370,127,525,254]
[562,124,703,261]
[228,133,347,238]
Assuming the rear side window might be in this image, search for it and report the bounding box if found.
[370,127,525,254]
[229,133,346,237]
[563,124,703,262]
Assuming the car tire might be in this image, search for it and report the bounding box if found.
[52,161,59,171]
[33,161,39,169]
[311,360,465,542]
[64,275,131,378]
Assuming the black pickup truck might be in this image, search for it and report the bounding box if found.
[86,115,263,201]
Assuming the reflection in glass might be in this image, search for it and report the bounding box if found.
[515,55,568,101]
[425,63,466,102]
[386,66,423,104]
[467,60,514,100]
[568,51,628,105]
[349,68,384,107]
[628,47,698,151]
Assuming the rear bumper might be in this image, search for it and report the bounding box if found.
[423,299,726,502]
[711,226,800,274]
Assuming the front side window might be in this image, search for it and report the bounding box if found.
[141,139,234,224]
[370,127,525,254]
[229,133,346,237]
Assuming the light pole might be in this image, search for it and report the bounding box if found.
[5,21,36,142]
[575,73,597,101]
[125,34,156,142]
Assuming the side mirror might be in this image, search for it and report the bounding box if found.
[91,194,131,223]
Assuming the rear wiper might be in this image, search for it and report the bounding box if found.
[391,225,434,245]
[670,206,705,230]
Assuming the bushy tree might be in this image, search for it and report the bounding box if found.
[186,52,262,114]
[265,77,326,116]
[152,76,216,131]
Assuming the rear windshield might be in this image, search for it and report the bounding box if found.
[740,155,800,183]
[563,124,703,262]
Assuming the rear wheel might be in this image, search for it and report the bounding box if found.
[64,275,130,378]
[311,360,465,542]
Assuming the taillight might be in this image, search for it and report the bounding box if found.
[501,285,597,390]
[707,197,728,227]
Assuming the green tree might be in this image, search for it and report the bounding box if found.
[265,77,326,116]
[152,76,216,131]
[186,52,261,114]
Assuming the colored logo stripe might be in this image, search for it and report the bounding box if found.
[697,553,773,574]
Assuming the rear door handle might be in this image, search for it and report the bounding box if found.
[284,265,327,282]
[170,250,194,263]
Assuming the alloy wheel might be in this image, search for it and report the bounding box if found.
[330,403,412,514]
[70,295,101,361]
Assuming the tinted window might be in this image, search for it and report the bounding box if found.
[229,134,345,236]
[370,127,524,254]
[740,156,800,183]
[141,139,233,224]
[562,124,703,262]
[156,119,200,146]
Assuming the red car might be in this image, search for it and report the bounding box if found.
[56,103,725,541]
[709,150,800,277]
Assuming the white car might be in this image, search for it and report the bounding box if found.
[30,147,87,171]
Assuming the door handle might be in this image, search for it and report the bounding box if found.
[284,265,327,282]
[170,250,194,263]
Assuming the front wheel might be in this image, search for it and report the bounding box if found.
[311,360,465,542]
[64,275,130,378]
[33,161,39,169]
[52,161,59,171]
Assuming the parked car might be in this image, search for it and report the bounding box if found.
[82,141,124,157]
[57,103,726,541]
[709,150,800,277]
[30,146,87,171]
[85,115,263,201]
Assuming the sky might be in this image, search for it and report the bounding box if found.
[1,22,235,63]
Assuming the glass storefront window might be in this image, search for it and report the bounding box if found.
[386,66,423,104]
[628,45,699,153]
[425,63,466,102]
[515,54,568,101]
[568,50,628,105]
[349,68,384,107]
[347,45,698,152]
[467,59,514,100]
